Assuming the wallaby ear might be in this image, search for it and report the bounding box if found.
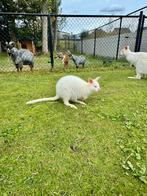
[125,45,129,50]
[88,78,93,84]
[95,77,101,81]
[9,41,15,48]
[5,42,9,48]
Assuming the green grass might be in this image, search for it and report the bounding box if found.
[0,53,51,71]
[0,66,147,195]
[0,52,128,72]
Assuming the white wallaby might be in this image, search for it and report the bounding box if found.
[26,75,101,109]
[120,45,147,79]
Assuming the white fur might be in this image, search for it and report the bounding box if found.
[26,75,101,109]
[120,46,147,79]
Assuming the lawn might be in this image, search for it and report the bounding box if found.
[0,53,51,72]
[0,65,147,195]
[0,52,128,72]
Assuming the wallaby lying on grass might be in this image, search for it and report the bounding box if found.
[26,75,101,109]
[120,46,147,79]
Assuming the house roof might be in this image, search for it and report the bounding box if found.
[58,31,70,35]
[113,28,131,33]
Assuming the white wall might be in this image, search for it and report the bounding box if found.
[140,29,147,52]
[75,29,147,58]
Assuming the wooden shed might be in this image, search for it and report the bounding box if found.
[17,39,36,55]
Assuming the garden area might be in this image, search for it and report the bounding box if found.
[0,57,147,194]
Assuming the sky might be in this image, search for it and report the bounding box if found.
[61,0,147,15]
[59,1,147,34]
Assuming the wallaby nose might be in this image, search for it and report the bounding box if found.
[97,87,101,92]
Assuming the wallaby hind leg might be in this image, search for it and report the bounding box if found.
[74,100,86,105]
[29,63,34,71]
[128,73,141,80]
[136,74,141,79]
[16,64,20,72]
[63,99,77,109]
[30,66,33,71]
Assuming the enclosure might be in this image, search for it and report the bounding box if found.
[0,6,147,195]
[0,6,147,71]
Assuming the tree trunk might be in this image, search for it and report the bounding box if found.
[52,0,60,52]
[9,17,17,41]
[53,17,58,51]
[42,0,48,54]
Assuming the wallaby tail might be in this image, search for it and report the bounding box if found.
[26,95,59,105]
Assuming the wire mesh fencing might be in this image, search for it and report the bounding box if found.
[0,7,147,72]
[0,13,53,72]
[56,14,146,60]
[140,16,147,52]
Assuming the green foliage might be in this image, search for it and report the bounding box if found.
[80,30,89,39]
[0,0,62,42]
[120,139,146,182]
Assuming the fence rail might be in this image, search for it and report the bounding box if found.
[0,12,144,17]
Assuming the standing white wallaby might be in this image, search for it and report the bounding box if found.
[120,46,147,79]
[26,75,101,109]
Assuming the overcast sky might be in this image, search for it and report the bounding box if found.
[61,0,147,15]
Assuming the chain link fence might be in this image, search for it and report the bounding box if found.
[57,7,147,59]
[0,13,53,72]
[0,6,147,72]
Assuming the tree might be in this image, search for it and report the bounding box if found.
[41,0,49,53]
[51,0,61,51]
[80,30,89,39]
[40,0,62,53]
[0,0,18,41]
[0,0,62,53]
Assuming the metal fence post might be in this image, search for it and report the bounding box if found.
[93,29,97,57]
[48,14,54,69]
[64,39,66,50]
[68,36,70,50]
[137,12,145,52]
[65,38,67,50]
[116,17,122,60]
[74,35,76,52]
[135,11,145,52]
[81,37,83,54]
